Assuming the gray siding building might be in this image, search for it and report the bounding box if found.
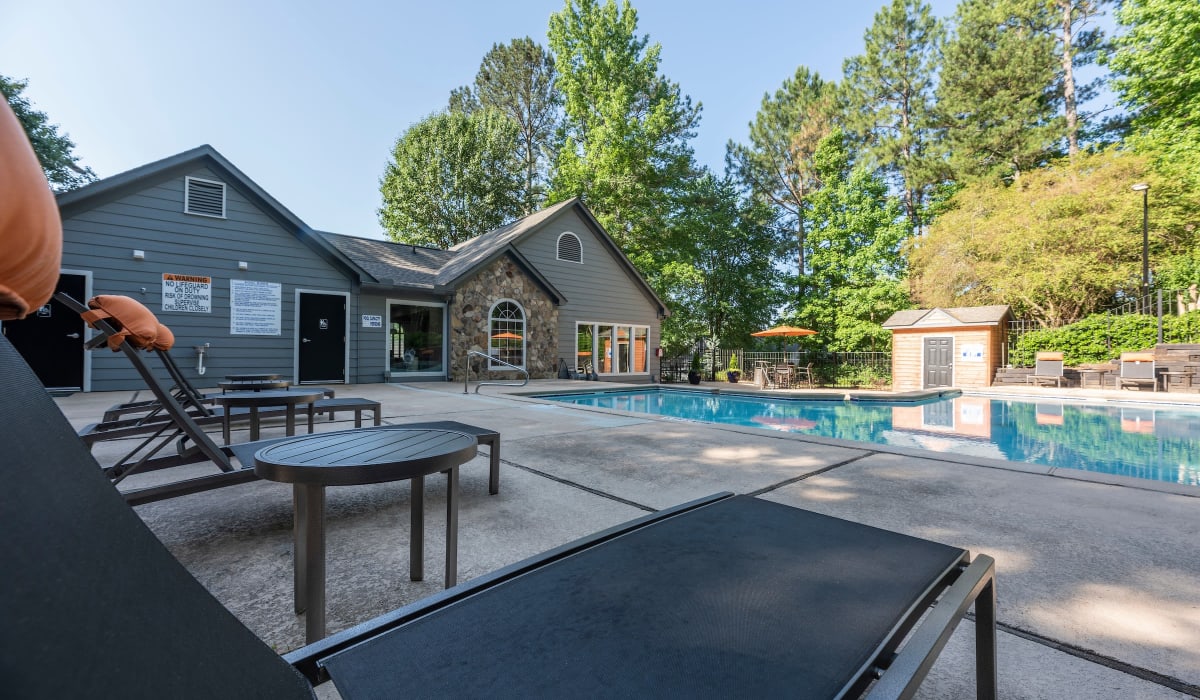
[2,146,667,391]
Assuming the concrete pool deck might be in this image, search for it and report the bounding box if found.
[57,380,1200,699]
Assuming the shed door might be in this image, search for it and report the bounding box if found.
[298,293,346,383]
[923,337,953,388]
[1,273,87,390]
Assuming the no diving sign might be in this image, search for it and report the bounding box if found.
[162,273,212,313]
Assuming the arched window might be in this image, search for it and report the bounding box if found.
[488,300,526,369]
[557,232,582,263]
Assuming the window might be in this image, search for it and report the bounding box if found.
[387,301,445,375]
[489,300,526,369]
[576,322,649,375]
[557,232,582,263]
[184,176,226,218]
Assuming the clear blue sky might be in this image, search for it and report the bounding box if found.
[5,0,992,239]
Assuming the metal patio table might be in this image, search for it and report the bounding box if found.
[213,388,324,443]
[254,428,478,643]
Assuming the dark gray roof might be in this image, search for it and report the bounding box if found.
[320,233,455,289]
[437,199,576,285]
[882,305,1012,328]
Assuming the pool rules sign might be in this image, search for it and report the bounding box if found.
[161,273,212,313]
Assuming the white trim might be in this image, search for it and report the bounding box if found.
[575,320,650,376]
[556,231,583,264]
[384,298,447,378]
[488,298,527,370]
[183,176,227,219]
[294,289,350,384]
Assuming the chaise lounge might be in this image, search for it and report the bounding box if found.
[1116,352,1158,392]
[1027,351,1066,387]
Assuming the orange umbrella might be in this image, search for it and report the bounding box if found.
[751,325,817,337]
[491,332,523,340]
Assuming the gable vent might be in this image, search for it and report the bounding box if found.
[184,177,226,218]
[557,232,582,263]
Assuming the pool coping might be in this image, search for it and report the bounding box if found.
[513,385,1200,498]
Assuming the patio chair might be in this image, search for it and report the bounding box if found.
[1027,351,1066,388]
[794,362,815,389]
[0,106,997,699]
[1116,352,1158,392]
[774,363,792,389]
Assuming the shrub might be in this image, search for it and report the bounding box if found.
[727,353,739,373]
[1011,310,1200,366]
[690,351,701,373]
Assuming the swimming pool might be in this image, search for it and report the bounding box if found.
[536,388,1200,486]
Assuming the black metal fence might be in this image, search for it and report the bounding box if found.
[662,350,892,389]
[1006,287,1200,365]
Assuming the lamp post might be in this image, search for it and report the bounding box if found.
[1131,183,1150,310]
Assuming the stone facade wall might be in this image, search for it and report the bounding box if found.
[449,256,559,382]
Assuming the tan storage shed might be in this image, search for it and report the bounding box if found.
[882,306,1012,391]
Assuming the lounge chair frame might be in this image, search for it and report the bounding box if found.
[1116,352,1158,392]
[1027,352,1066,388]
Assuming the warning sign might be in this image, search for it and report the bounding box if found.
[162,273,212,313]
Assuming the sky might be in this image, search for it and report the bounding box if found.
[3,0,1032,240]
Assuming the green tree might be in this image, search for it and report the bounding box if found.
[1053,0,1108,160]
[1105,0,1200,187]
[546,0,701,267]
[907,149,1200,323]
[1,75,96,191]
[659,174,779,352]
[378,110,523,248]
[727,67,836,289]
[935,0,1062,182]
[842,0,945,234]
[790,131,910,351]
[449,38,562,214]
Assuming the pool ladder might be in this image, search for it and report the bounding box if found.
[463,350,529,394]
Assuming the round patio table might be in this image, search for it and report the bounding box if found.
[253,428,478,642]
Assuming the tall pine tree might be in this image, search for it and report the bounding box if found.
[936,0,1063,182]
[842,0,944,234]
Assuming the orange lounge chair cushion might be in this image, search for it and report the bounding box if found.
[0,101,63,320]
[1120,353,1155,363]
[1035,352,1063,361]
[81,295,175,351]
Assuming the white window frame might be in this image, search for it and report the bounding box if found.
[576,321,650,375]
[488,299,527,370]
[556,231,583,264]
[183,176,227,219]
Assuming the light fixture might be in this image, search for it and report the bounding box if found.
[238,261,249,271]
[132,249,145,260]
[1131,183,1150,308]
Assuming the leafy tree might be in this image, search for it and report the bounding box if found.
[788,130,910,352]
[1,75,96,191]
[935,0,1063,182]
[378,110,524,248]
[842,0,945,234]
[1105,0,1200,188]
[659,175,779,352]
[546,0,701,267]
[727,66,836,289]
[906,149,1200,324]
[449,38,562,214]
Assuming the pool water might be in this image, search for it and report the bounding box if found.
[537,388,1200,486]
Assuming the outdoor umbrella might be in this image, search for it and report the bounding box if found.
[750,325,817,337]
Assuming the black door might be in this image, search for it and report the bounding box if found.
[923,337,953,388]
[2,273,87,390]
[298,293,346,383]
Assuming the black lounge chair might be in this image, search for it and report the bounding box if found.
[3,332,997,698]
[1116,352,1158,391]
